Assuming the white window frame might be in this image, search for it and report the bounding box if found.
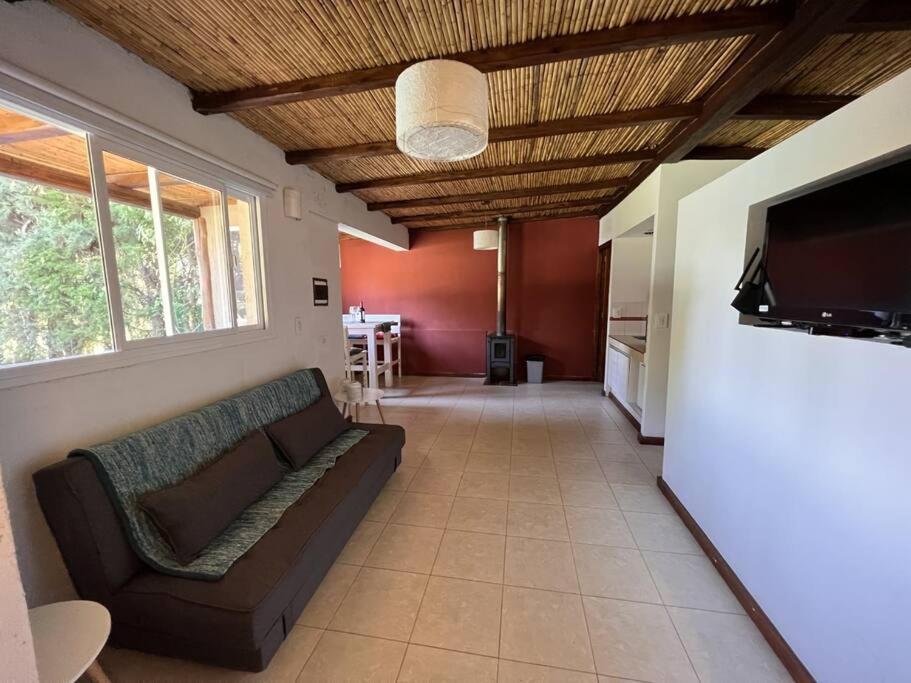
[0,94,271,390]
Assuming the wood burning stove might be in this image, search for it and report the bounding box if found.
[486,332,515,385]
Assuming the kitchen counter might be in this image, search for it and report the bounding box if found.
[609,335,646,355]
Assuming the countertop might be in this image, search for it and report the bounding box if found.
[609,335,647,355]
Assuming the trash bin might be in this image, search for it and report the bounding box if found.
[526,354,545,384]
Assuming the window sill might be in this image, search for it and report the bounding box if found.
[0,326,275,391]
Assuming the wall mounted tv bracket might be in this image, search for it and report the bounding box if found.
[731,247,775,315]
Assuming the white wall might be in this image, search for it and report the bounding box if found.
[0,467,38,682]
[0,1,407,605]
[642,161,742,437]
[666,69,911,683]
[599,160,741,436]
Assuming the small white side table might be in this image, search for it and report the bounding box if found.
[333,387,386,424]
[29,600,111,683]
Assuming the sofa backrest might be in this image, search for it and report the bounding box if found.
[34,368,332,600]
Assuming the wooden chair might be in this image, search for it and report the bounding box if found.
[343,326,367,384]
[342,313,403,385]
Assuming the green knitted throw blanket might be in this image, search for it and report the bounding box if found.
[70,369,366,580]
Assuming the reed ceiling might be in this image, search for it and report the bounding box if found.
[48,0,911,231]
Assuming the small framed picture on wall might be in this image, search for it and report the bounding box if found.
[312,278,329,306]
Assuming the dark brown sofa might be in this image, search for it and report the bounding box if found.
[33,370,404,671]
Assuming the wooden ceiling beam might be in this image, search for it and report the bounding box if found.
[0,153,201,219]
[841,0,911,33]
[683,146,764,160]
[289,93,853,165]
[599,0,868,221]
[192,5,789,114]
[409,209,599,232]
[0,125,68,145]
[662,0,868,165]
[335,150,654,193]
[287,103,701,164]
[398,196,614,224]
[368,179,628,211]
[733,94,856,120]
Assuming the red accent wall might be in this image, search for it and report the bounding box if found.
[340,216,599,380]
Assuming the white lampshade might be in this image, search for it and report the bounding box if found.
[396,59,488,162]
[473,229,498,251]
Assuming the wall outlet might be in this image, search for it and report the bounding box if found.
[294,317,304,335]
[656,313,670,329]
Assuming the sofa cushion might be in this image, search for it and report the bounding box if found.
[139,431,284,564]
[265,396,347,469]
[110,423,405,651]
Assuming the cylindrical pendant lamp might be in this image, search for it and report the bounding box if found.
[396,60,488,162]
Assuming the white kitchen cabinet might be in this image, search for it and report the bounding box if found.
[607,347,630,402]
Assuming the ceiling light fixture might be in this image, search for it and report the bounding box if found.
[396,59,488,162]
[472,228,498,251]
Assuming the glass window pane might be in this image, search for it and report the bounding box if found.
[0,106,112,365]
[157,173,229,334]
[102,152,166,340]
[228,195,260,326]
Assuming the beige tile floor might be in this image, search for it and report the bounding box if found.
[100,376,793,682]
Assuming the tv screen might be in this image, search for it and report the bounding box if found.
[762,157,911,331]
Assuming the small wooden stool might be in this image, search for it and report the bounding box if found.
[333,386,386,423]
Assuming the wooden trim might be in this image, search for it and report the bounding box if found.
[610,316,648,321]
[608,391,641,432]
[594,241,612,383]
[656,477,817,683]
[335,150,655,193]
[192,5,788,114]
[637,433,665,445]
[287,103,701,164]
[371,179,627,212]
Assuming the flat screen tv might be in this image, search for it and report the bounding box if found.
[760,157,911,333]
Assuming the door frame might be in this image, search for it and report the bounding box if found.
[593,241,612,383]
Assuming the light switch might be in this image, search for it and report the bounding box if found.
[294,317,304,335]
[656,313,670,329]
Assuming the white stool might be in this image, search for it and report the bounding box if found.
[29,600,111,683]
[333,386,386,424]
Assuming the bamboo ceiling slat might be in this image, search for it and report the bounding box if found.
[350,164,641,204]
[700,119,813,148]
[232,37,748,151]
[46,0,911,227]
[768,31,911,96]
[310,124,674,184]
[51,0,771,92]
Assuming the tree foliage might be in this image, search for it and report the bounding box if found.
[0,176,204,365]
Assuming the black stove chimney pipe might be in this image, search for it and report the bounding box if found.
[496,215,508,336]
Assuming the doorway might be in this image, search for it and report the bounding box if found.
[593,241,612,382]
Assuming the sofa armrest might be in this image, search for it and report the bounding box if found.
[34,457,142,601]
